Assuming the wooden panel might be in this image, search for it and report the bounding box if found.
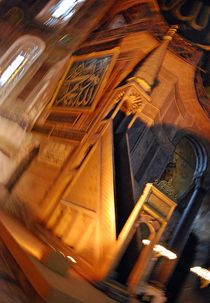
[33,124,86,142]
[46,111,80,125]
[56,122,116,273]
[13,157,60,214]
[37,139,75,168]
[14,170,53,207]
[60,203,97,266]
[63,144,101,212]
[97,122,116,269]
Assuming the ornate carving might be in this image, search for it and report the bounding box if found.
[154,162,177,201]
[150,15,202,65]
[33,124,86,142]
[139,210,161,232]
[113,91,126,105]
[55,57,110,108]
[38,140,73,167]
[46,111,79,124]
[121,84,149,115]
[90,12,202,66]
[123,90,143,114]
[155,180,177,201]
[145,192,173,219]
[52,49,119,111]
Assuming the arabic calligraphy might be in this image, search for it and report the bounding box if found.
[54,55,112,110]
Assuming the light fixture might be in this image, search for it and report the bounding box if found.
[142,239,151,246]
[142,239,177,260]
[190,266,210,282]
[153,244,177,260]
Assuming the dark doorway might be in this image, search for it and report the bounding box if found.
[166,232,198,302]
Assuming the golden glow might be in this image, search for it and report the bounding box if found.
[129,77,151,93]
[67,255,77,263]
[142,239,177,260]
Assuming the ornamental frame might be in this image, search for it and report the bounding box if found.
[47,47,119,113]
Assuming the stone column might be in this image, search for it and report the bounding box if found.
[151,182,207,286]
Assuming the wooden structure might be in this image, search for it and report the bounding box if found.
[0,0,209,302]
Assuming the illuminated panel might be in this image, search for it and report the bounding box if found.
[142,239,177,260]
[67,255,77,263]
[191,267,210,282]
[153,244,177,260]
[0,54,25,86]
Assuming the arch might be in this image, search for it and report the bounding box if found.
[174,134,208,184]
[185,135,208,180]
[156,132,208,206]
[0,35,45,105]
[172,131,208,179]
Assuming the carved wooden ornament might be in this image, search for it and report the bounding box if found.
[49,48,119,112]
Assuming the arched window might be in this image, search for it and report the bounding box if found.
[0,35,45,105]
[36,0,85,27]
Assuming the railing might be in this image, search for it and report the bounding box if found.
[150,15,202,66]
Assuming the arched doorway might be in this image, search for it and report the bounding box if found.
[150,134,208,301]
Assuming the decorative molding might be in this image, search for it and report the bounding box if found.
[119,82,151,115]
[48,48,119,112]
[122,86,145,114]
[38,140,74,167]
[46,111,80,125]
[88,13,202,67]
[33,124,86,142]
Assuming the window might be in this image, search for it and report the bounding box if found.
[36,0,85,27]
[0,35,45,105]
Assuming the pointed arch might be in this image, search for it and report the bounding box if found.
[0,35,45,105]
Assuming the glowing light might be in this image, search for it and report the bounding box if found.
[67,255,77,263]
[153,244,177,260]
[0,54,25,85]
[142,239,151,246]
[142,239,177,260]
[52,0,83,19]
[190,267,210,282]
